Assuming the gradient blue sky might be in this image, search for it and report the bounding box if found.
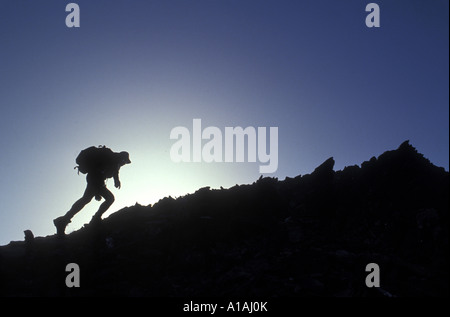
[0,0,448,245]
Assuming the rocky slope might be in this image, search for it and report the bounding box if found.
[0,141,448,297]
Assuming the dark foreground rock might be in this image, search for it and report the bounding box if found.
[0,141,448,297]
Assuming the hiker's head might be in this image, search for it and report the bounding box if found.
[118,151,131,166]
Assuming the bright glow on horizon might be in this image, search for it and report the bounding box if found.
[45,143,261,237]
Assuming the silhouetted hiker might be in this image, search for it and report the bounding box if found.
[53,146,131,236]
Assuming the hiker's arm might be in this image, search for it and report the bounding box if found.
[113,170,121,189]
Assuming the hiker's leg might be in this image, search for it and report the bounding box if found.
[54,184,96,235]
[64,185,96,221]
[93,186,115,219]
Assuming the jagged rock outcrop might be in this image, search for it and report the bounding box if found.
[0,141,448,297]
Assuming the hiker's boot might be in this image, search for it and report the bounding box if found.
[53,216,70,237]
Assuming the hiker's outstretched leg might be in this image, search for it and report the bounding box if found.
[66,183,97,219]
[54,185,95,236]
[91,186,115,224]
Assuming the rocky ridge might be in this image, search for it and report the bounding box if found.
[0,141,448,297]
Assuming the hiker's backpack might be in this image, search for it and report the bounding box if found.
[75,145,115,175]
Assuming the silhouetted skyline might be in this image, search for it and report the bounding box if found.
[1,141,448,296]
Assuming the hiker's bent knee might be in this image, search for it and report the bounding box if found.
[106,194,115,205]
[101,191,114,205]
